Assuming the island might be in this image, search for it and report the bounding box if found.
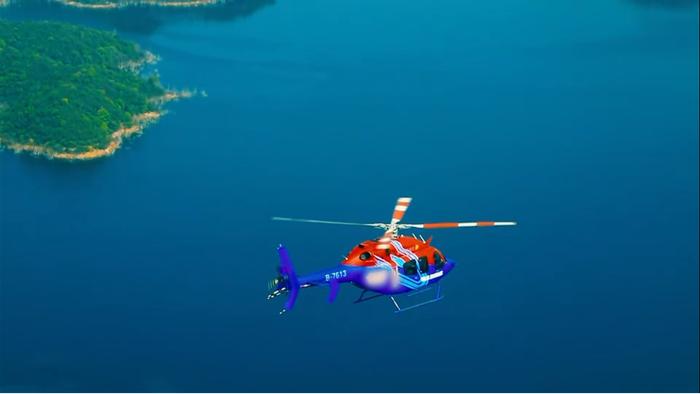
[52,0,224,8]
[0,20,190,160]
[0,0,225,8]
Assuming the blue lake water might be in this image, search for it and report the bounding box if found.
[1,0,698,391]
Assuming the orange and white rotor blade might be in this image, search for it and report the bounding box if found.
[400,221,517,229]
[390,197,412,224]
[376,197,412,250]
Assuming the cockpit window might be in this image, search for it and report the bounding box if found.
[434,251,445,269]
[359,251,371,261]
[403,260,418,275]
[418,256,429,273]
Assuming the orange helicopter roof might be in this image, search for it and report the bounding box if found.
[342,235,442,267]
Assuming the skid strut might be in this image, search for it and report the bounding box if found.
[354,289,385,304]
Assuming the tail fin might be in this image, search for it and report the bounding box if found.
[267,244,300,315]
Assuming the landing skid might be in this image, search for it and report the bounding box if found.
[390,283,443,313]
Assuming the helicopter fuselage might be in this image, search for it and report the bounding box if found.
[294,235,456,295]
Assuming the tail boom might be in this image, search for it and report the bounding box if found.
[269,245,358,314]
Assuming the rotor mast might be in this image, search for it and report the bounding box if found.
[376,197,412,249]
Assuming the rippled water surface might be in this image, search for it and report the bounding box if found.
[1,0,698,391]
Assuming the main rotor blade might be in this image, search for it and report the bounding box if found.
[399,221,517,229]
[390,197,412,224]
[272,217,386,228]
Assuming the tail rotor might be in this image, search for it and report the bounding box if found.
[268,244,300,315]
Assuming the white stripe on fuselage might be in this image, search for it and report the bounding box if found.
[391,240,420,262]
[419,271,443,282]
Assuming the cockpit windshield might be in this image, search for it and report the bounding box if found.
[433,250,445,269]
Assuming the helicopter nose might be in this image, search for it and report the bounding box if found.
[442,260,456,274]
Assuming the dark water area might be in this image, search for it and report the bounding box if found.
[1,0,698,391]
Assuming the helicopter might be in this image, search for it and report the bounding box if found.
[268,197,516,314]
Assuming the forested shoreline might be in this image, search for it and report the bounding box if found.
[0,20,187,159]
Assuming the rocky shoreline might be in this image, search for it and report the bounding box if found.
[0,90,194,160]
